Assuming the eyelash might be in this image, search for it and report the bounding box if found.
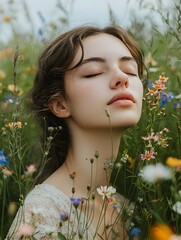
[84,72,137,78]
[125,73,137,76]
[84,73,102,78]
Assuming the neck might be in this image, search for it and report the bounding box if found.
[63,127,122,196]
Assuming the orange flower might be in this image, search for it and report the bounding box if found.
[151,224,174,240]
[166,157,181,168]
[2,168,13,176]
[2,16,12,22]
[69,171,76,179]
[153,83,165,90]
[24,65,36,74]
[0,70,6,79]
[0,48,14,59]
[16,121,22,128]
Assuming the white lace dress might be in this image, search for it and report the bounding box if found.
[5,184,95,240]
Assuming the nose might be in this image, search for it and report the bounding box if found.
[109,68,129,89]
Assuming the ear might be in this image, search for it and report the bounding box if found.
[48,93,70,118]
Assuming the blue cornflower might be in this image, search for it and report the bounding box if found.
[129,227,141,237]
[0,150,9,167]
[160,91,174,107]
[70,197,82,209]
[4,94,20,104]
[60,212,68,221]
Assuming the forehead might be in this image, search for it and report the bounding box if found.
[71,33,133,66]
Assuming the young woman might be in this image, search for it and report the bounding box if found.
[6,25,144,240]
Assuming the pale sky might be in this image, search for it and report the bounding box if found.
[0,0,173,43]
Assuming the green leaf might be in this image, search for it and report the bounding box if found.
[58,232,67,240]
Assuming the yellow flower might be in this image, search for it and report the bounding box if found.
[24,65,36,74]
[127,157,135,168]
[2,16,12,22]
[0,70,6,79]
[151,224,174,240]
[18,54,26,61]
[7,122,15,128]
[16,121,22,128]
[7,84,23,96]
[49,22,57,29]
[166,157,181,167]
[6,121,23,129]
[8,202,17,216]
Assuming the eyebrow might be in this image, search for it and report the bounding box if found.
[78,56,137,67]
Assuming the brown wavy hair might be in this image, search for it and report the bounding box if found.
[29,25,145,182]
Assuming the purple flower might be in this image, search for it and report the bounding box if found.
[129,227,141,236]
[0,150,9,167]
[60,212,68,221]
[70,197,82,209]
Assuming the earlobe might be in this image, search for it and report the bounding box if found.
[48,94,71,118]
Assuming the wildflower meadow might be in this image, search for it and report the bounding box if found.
[0,0,181,239]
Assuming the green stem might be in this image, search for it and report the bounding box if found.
[1,177,6,237]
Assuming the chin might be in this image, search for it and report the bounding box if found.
[112,114,141,129]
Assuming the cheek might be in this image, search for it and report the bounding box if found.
[65,80,99,115]
[66,82,95,103]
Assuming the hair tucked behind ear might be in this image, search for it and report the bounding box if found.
[28,24,145,183]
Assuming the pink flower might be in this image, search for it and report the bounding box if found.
[152,80,166,91]
[146,89,158,96]
[158,75,169,83]
[25,164,37,175]
[107,197,119,208]
[140,149,157,161]
[142,132,155,141]
[18,223,34,236]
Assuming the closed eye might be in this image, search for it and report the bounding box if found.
[84,73,103,78]
[125,72,137,76]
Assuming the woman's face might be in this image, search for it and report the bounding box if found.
[64,33,143,131]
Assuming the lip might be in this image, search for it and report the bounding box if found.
[107,92,135,106]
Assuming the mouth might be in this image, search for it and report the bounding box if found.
[107,92,135,106]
